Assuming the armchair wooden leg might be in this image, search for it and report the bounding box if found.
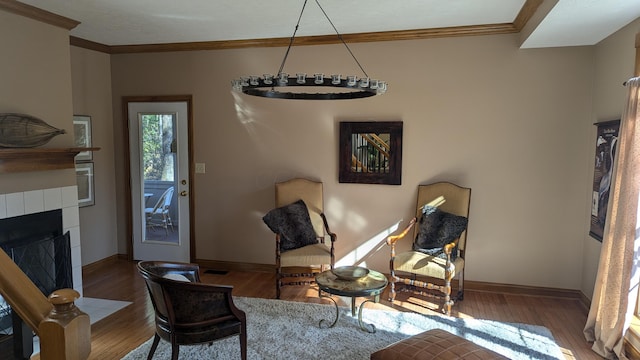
[458,270,465,301]
[389,254,397,302]
[388,270,397,302]
[442,275,454,316]
[275,242,282,299]
[443,292,453,316]
[443,261,456,316]
[147,334,161,360]
[389,281,397,302]
[170,343,179,360]
[240,324,247,360]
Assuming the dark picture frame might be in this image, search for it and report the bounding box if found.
[73,115,93,161]
[76,162,95,207]
[339,121,402,185]
[589,119,620,241]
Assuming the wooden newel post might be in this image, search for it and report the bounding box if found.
[38,289,91,360]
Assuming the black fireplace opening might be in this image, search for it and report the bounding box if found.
[0,209,73,359]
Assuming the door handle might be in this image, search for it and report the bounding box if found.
[180,190,188,197]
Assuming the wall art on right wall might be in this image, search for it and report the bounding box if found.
[589,119,620,241]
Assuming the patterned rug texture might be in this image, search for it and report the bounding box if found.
[122,296,564,360]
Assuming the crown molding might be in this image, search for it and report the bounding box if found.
[0,0,79,30]
[513,0,543,31]
[66,0,541,55]
[70,36,111,53]
[79,23,519,55]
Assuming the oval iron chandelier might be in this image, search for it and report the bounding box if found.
[231,0,387,100]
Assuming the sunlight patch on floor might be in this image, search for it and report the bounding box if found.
[560,347,577,360]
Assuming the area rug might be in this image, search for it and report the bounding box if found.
[122,296,564,360]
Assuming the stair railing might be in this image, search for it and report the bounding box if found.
[0,249,90,359]
[351,133,391,173]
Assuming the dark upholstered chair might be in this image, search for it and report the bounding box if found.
[387,182,471,316]
[137,261,247,360]
[264,178,336,299]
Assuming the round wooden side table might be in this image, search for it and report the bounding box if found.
[315,266,388,333]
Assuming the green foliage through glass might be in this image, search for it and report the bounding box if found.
[141,114,175,182]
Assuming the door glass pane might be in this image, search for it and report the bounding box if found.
[141,113,178,243]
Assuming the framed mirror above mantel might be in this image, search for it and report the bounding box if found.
[339,121,402,185]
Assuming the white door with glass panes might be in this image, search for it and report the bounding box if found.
[128,101,190,262]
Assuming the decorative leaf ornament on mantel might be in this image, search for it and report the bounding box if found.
[0,113,66,148]
[231,0,387,100]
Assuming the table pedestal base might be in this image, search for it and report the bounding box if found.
[318,291,378,333]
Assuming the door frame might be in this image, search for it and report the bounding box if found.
[122,95,195,261]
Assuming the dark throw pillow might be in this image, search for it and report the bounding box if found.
[262,199,318,252]
[412,205,468,260]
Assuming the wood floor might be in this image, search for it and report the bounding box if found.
[82,259,602,360]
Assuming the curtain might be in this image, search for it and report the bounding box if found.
[584,77,640,359]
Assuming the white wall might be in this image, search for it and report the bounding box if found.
[110,33,594,290]
[0,8,84,291]
[0,9,76,193]
[70,46,118,265]
[581,18,640,300]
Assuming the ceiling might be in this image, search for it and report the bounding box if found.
[13,0,640,49]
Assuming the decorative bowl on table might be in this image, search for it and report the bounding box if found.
[331,266,369,281]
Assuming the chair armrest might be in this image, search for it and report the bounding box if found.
[443,238,460,256]
[386,217,417,246]
[320,213,337,243]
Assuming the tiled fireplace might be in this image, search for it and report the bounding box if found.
[0,186,83,295]
[0,186,84,357]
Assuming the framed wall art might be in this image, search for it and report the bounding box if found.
[339,121,403,185]
[589,119,620,241]
[76,162,95,207]
[73,115,93,161]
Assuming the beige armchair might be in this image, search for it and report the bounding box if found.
[387,182,471,316]
[263,178,336,299]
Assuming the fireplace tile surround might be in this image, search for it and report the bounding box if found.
[0,186,83,296]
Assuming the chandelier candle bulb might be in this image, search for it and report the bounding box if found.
[278,73,289,86]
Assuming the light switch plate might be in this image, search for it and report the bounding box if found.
[195,163,206,174]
